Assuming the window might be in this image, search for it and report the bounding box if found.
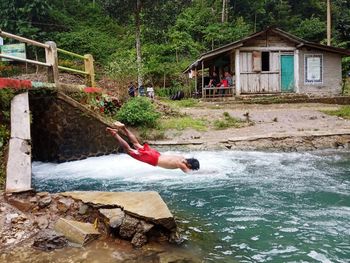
[261,52,270,71]
[305,54,323,84]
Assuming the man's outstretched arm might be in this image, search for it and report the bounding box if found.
[106,127,133,154]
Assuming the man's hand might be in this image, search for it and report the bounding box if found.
[106,127,118,136]
[179,162,191,173]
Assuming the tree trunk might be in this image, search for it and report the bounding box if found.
[254,12,257,32]
[221,0,227,23]
[135,0,143,88]
[327,0,331,46]
[163,72,166,88]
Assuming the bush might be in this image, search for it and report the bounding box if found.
[0,62,21,77]
[0,125,10,150]
[0,89,15,124]
[0,149,5,188]
[116,97,160,127]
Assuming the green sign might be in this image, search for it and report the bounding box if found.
[1,43,26,61]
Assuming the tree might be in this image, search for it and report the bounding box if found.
[0,0,51,39]
[292,16,326,42]
[100,0,162,88]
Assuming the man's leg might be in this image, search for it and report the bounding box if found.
[112,122,143,149]
[106,128,134,154]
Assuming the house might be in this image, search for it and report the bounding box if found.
[184,27,350,98]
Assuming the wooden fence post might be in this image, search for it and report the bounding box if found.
[84,54,95,87]
[45,41,59,84]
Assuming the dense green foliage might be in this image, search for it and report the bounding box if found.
[116,97,160,127]
[0,0,349,86]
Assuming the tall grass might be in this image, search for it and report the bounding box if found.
[322,106,350,119]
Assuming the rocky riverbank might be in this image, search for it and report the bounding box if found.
[0,190,199,263]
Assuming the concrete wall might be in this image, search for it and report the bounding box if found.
[29,92,118,162]
[6,92,32,192]
[298,48,343,95]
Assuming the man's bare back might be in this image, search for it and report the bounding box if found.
[157,154,191,172]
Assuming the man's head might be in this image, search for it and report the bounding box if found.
[186,158,200,170]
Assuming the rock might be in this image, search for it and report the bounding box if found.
[60,191,176,230]
[78,204,89,215]
[119,215,139,239]
[169,231,183,244]
[54,218,100,246]
[136,220,154,234]
[333,141,344,148]
[14,231,25,240]
[15,214,28,224]
[5,238,16,245]
[57,198,73,213]
[38,196,52,208]
[32,229,68,251]
[6,196,35,212]
[35,216,49,229]
[99,208,125,228]
[0,206,6,212]
[29,196,38,203]
[159,253,199,263]
[37,192,49,197]
[5,213,19,224]
[131,232,147,247]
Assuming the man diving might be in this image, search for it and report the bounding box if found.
[106,121,200,173]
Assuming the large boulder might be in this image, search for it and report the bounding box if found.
[60,191,176,230]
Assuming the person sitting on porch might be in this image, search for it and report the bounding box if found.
[215,71,232,96]
[224,71,233,86]
[208,72,220,87]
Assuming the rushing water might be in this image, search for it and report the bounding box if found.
[32,150,350,263]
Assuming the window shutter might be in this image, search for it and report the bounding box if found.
[253,51,261,72]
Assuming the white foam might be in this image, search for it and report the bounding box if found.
[307,250,332,263]
[279,227,299,233]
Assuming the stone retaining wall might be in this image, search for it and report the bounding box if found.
[29,92,118,162]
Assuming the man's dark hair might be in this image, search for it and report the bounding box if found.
[186,158,200,170]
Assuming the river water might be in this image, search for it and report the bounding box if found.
[32,150,350,263]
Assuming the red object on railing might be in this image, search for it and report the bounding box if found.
[0,78,32,89]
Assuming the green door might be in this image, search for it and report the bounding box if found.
[281,55,294,92]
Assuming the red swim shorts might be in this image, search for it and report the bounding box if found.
[129,143,161,166]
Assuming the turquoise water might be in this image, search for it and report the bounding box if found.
[32,150,350,262]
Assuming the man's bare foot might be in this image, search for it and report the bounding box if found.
[113,121,125,129]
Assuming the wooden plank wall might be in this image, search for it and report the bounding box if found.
[240,51,281,93]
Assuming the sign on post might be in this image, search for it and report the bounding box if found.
[0,37,3,46]
[1,43,26,61]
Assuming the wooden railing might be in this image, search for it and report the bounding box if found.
[202,86,235,98]
[0,29,95,86]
